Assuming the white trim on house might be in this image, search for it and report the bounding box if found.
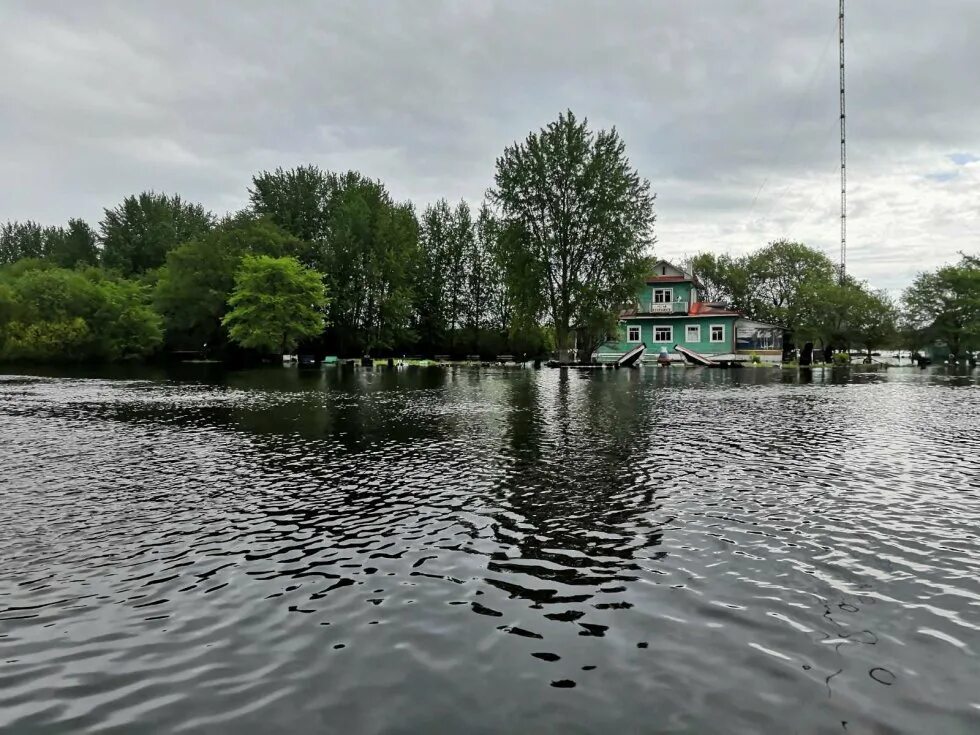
[622,314,736,320]
[685,324,701,343]
[710,324,726,343]
[653,325,673,342]
[652,287,673,304]
[626,325,641,343]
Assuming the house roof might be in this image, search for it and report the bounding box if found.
[689,301,741,317]
[643,259,705,287]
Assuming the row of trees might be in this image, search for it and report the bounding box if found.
[1,111,655,362]
[903,254,980,359]
[692,242,979,359]
[1,109,974,364]
[691,241,897,357]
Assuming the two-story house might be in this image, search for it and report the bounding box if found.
[595,260,784,364]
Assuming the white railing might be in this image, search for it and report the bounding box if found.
[637,301,688,314]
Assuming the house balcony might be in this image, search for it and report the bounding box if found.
[636,301,689,315]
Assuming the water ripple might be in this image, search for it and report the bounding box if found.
[1,365,979,733]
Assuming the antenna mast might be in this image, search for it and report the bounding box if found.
[838,0,847,282]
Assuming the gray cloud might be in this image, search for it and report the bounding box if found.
[1,0,978,292]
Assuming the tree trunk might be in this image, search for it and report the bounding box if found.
[555,323,572,363]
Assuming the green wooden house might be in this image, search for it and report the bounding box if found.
[594,260,784,364]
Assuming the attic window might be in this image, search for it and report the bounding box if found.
[661,265,666,275]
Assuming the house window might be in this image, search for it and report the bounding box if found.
[653,288,672,303]
[627,325,641,343]
[654,325,672,342]
[685,325,701,342]
[710,324,725,343]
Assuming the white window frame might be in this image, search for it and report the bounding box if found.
[710,324,726,343]
[653,325,673,342]
[626,325,641,343]
[653,288,673,304]
[685,324,701,343]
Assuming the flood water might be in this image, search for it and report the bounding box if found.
[1,364,979,734]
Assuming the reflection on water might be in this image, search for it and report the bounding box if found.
[1,364,979,733]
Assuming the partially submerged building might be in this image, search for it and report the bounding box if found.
[595,260,784,365]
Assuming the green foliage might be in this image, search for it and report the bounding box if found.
[1,221,45,264]
[4,128,940,365]
[0,262,162,361]
[222,255,327,354]
[249,165,335,247]
[100,192,215,275]
[849,287,899,354]
[832,352,850,365]
[413,199,459,352]
[690,252,751,310]
[693,240,893,356]
[489,110,655,360]
[903,254,980,356]
[319,173,418,354]
[154,214,308,350]
[249,167,420,355]
[746,240,837,329]
[45,219,99,268]
[0,219,97,268]
[795,278,897,354]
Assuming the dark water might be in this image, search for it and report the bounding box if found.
[2,364,979,734]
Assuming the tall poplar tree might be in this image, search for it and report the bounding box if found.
[100,192,214,275]
[489,111,655,361]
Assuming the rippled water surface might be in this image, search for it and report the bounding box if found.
[2,364,979,734]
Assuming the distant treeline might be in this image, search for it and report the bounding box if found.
[691,244,979,359]
[0,183,543,362]
[1,110,976,363]
[0,112,655,363]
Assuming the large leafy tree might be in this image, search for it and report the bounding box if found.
[100,192,215,275]
[489,110,655,361]
[689,252,752,311]
[903,254,980,357]
[692,241,838,348]
[796,279,897,356]
[743,240,837,330]
[222,255,327,355]
[249,165,335,250]
[154,214,308,350]
[850,288,898,358]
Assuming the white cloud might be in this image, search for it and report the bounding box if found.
[0,0,977,291]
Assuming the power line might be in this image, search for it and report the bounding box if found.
[746,18,838,224]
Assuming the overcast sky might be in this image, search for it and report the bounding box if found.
[2,1,978,292]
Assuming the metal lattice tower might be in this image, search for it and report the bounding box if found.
[838,0,847,282]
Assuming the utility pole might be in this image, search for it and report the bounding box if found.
[839,0,847,283]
